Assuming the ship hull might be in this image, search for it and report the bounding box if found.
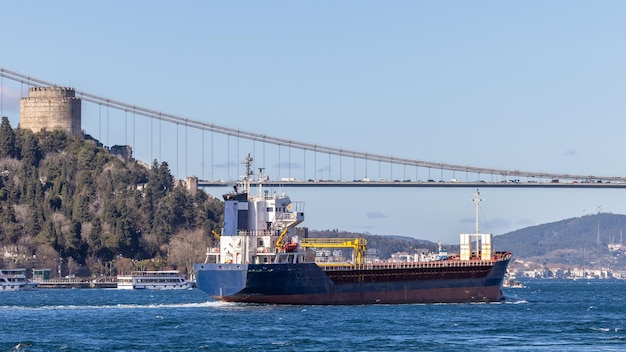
[194,263,249,298]
[194,258,509,305]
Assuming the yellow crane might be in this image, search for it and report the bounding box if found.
[274,228,291,251]
[300,238,367,265]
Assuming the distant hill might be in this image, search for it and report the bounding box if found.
[494,213,626,268]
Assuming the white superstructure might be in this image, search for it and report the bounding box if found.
[0,268,38,291]
[116,270,193,290]
[204,154,305,266]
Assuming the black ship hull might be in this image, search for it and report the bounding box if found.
[194,256,510,305]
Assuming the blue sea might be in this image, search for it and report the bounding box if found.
[1,279,625,351]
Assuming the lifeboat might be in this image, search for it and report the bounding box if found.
[283,243,299,252]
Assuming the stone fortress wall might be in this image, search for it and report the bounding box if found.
[20,87,81,136]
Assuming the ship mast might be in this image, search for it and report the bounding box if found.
[473,189,482,256]
[241,153,253,194]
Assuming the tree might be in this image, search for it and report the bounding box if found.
[168,229,210,277]
[35,244,59,276]
[66,257,79,278]
[0,116,16,158]
[19,132,43,167]
[38,129,69,154]
[63,221,86,262]
[112,202,141,258]
[88,217,104,253]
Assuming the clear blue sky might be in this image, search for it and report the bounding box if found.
[1,1,626,244]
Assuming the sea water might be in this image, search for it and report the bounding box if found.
[1,280,625,351]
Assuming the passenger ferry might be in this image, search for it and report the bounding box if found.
[0,268,38,291]
[116,270,194,290]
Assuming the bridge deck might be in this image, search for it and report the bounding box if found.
[199,180,626,188]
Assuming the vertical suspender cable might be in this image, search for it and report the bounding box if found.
[278,144,281,180]
[159,117,162,161]
[98,104,102,141]
[201,129,205,180]
[314,152,317,181]
[125,110,128,145]
[237,135,240,180]
[328,152,331,180]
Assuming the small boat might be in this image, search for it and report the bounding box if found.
[503,279,525,288]
[116,270,194,290]
[0,268,38,291]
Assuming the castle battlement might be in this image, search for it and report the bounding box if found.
[27,86,77,97]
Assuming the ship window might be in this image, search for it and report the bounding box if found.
[266,207,274,212]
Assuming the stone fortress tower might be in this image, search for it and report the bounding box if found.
[20,87,81,136]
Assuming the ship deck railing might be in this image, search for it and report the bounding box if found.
[318,252,511,271]
[123,271,181,277]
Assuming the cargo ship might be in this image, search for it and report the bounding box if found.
[194,154,511,304]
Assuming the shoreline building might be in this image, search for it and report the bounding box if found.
[20,87,81,136]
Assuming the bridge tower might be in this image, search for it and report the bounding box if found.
[20,87,81,136]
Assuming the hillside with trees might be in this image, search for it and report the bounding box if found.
[0,116,221,278]
[494,213,626,268]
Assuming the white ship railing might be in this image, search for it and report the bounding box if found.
[319,252,511,271]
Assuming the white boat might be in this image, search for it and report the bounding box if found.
[0,268,38,291]
[503,278,526,288]
[116,270,194,290]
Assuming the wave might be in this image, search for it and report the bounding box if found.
[0,301,223,311]
[505,299,528,304]
[591,327,625,333]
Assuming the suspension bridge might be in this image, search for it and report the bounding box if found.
[1,67,625,188]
